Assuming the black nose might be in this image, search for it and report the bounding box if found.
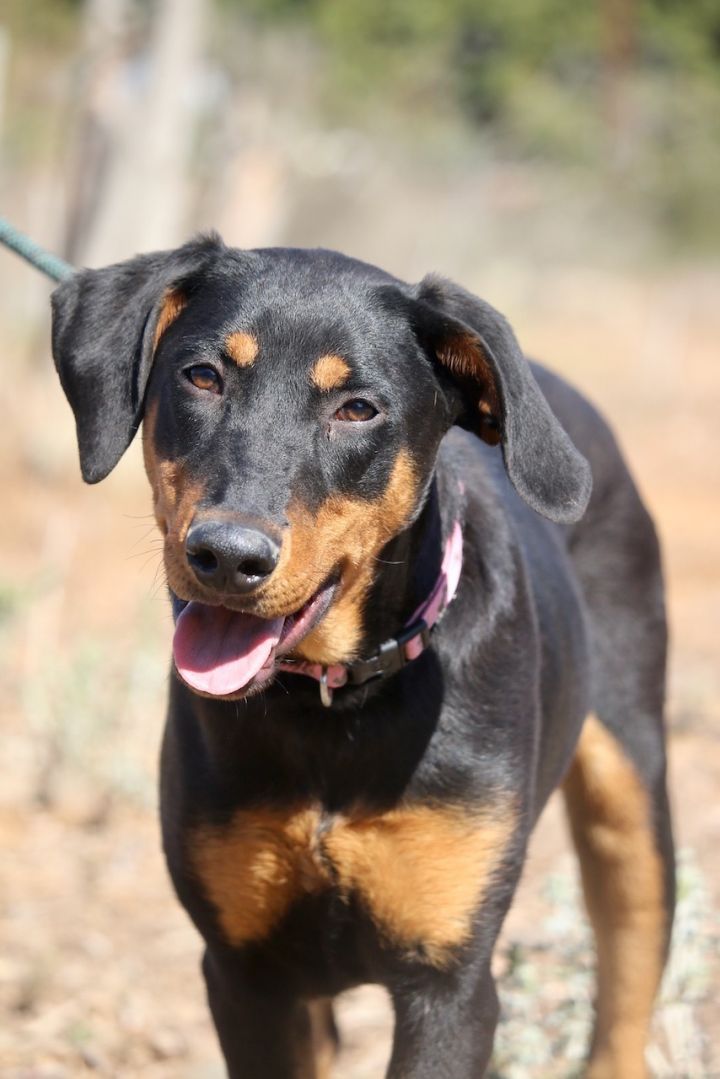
[185,520,281,594]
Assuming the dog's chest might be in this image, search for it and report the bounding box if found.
[190,801,513,967]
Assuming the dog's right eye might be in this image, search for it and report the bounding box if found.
[185,365,222,394]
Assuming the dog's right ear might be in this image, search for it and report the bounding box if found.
[51,234,223,483]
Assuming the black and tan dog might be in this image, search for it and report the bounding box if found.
[51,236,673,1078]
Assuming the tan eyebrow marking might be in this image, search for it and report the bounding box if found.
[225,332,259,367]
[311,353,352,392]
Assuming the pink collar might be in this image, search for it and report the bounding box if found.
[278,521,464,706]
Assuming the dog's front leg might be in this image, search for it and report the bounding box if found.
[202,948,334,1079]
[386,960,498,1079]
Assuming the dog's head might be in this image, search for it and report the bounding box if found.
[52,235,590,699]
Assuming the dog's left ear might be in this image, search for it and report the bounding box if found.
[51,234,223,484]
[407,275,592,524]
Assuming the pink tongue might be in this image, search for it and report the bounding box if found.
[173,602,285,696]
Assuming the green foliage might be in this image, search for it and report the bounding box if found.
[2,0,82,46]
[227,0,719,130]
[5,0,720,247]
[220,0,720,246]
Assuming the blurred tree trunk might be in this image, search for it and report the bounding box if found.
[65,0,206,267]
[0,26,8,143]
[600,0,638,170]
[62,0,129,263]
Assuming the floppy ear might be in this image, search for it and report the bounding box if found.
[410,275,592,524]
[51,233,223,483]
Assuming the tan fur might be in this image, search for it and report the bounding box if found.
[226,331,259,367]
[143,426,417,658]
[191,807,324,944]
[153,289,187,351]
[310,353,351,392]
[143,360,418,665]
[436,331,501,445]
[257,449,418,663]
[563,714,666,1079]
[190,801,514,968]
[142,400,206,596]
[307,1000,337,1079]
[287,999,336,1079]
[324,803,514,967]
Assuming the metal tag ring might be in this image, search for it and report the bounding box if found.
[319,670,333,707]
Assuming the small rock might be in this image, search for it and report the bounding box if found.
[149,1026,187,1059]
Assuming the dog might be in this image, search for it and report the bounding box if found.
[50,235,674,1078]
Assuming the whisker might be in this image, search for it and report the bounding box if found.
[134,550,164,576]
[128,525,161,551]
[126,543,164,562]
[149,561,169,599]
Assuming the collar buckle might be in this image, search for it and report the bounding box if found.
[347,619,430,687]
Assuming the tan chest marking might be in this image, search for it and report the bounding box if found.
[190,802,514,966]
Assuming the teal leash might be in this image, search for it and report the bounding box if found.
[0,216,74,282]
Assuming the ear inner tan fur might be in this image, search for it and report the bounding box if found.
[436,331,502,445]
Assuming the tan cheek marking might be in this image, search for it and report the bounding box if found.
[301,449,417,661]
[153,289,187,351]
[311,353,351,392]
[142,399,205,594]
[189,801,514,968]
[226,331,259,367]
[142,400,166,531]
[563,714,667,1079]
[253,449,417,663]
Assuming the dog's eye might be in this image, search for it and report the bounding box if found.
[334,399,377,422]
[185,365,222,394]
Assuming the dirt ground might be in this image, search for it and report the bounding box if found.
[0,263,718,1077]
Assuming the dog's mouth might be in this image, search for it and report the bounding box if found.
[171,578,338,699]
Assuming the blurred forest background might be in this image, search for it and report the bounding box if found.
[1,1,718,1076]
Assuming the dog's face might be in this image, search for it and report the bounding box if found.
[51,237,591,699]
[141,253,454,693]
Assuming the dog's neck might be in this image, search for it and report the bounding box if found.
[358,469,462,657]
